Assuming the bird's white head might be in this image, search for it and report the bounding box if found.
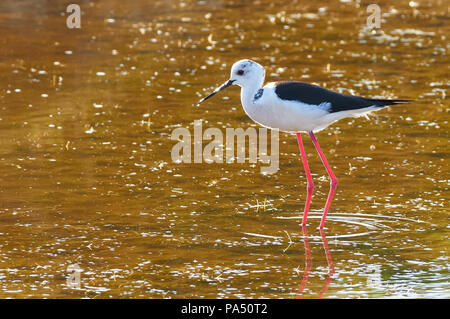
[196,59,265,106]
[229,59,265,88]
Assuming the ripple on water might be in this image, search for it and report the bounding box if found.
[269,211,432,240]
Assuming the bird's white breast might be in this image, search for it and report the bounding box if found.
[240,83,331,133]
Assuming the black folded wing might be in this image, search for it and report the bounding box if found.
[274,81,410,113]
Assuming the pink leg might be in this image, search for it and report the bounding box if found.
[296,133,314,226]
[308,131,338,229]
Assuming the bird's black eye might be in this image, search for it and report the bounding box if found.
[237,69,244,76]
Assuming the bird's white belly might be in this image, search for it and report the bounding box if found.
[242,98,330,133]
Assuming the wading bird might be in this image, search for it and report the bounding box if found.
[197,59,409,228]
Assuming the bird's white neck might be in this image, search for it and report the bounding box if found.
[239,79,264,111]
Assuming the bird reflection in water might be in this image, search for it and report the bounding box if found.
[297,226,335,298]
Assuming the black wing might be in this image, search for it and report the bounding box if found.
[274,81,410,113]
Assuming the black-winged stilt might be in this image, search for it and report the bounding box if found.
[197,59,410,229]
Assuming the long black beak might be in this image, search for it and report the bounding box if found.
[196,79,235,106]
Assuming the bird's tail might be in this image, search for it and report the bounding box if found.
[369,99,413,106]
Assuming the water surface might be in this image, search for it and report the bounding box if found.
[0,0,448,298]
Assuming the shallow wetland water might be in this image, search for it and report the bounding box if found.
[0,0,448,298]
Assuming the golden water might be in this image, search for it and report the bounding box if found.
[0,0,448,298]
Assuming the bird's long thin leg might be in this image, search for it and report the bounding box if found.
[296,133,314,226]
[308,131,338,229]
